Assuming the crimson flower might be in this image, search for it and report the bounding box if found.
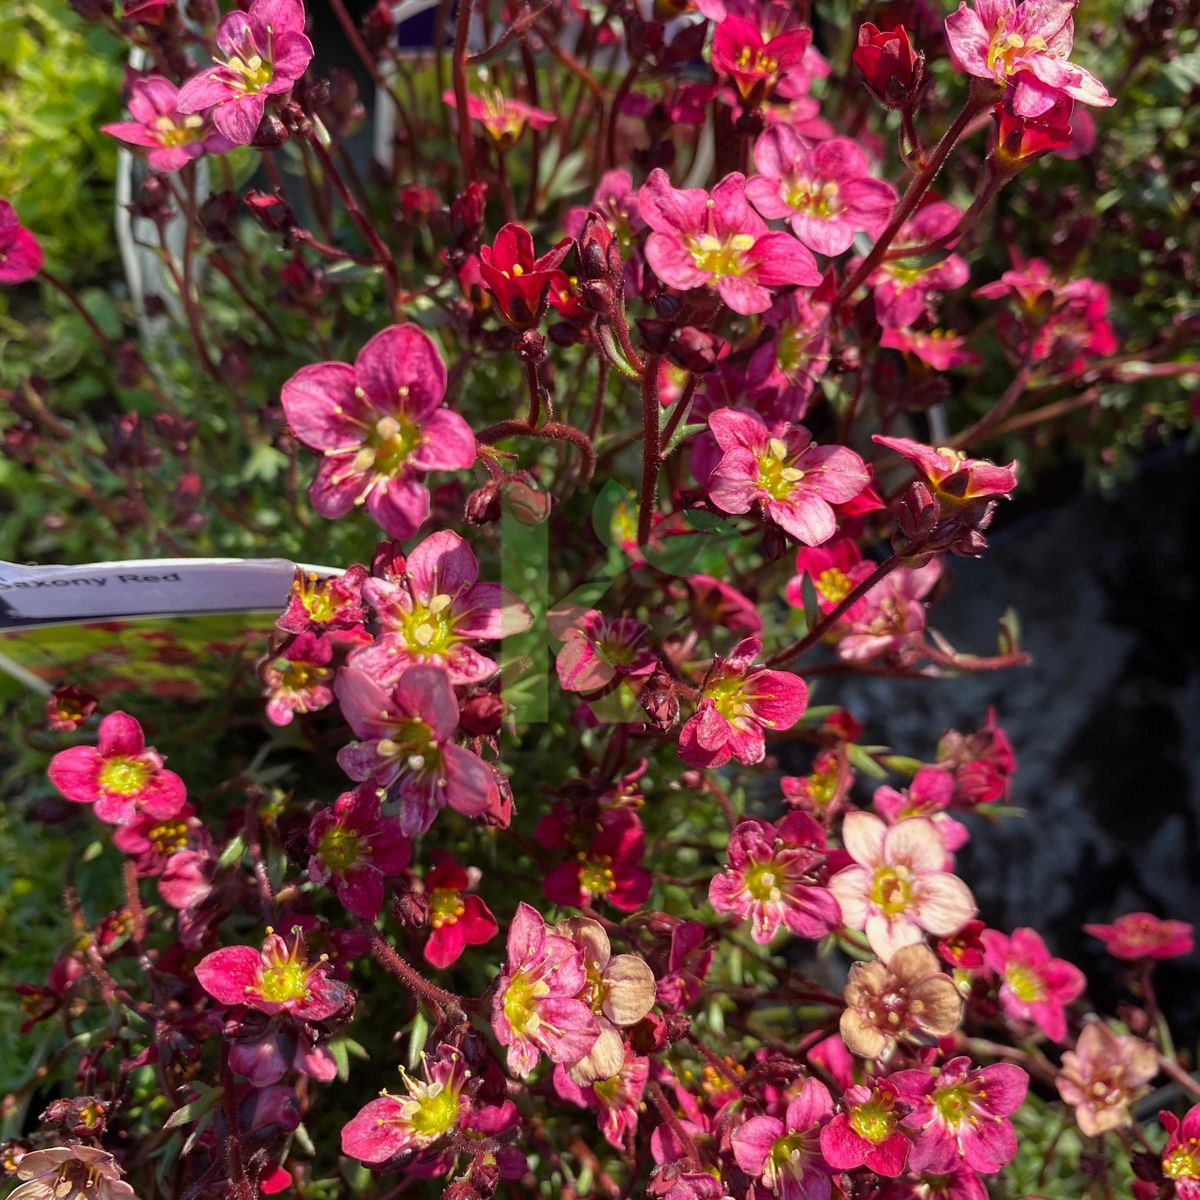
[262,631,334,726]
[176,0,314,145]
[543,807,652,912]
[1159,1103,1200,1198]
[874,435,1018,501]
[307,787,411,920]
[711,15,812,102]
[820,1080,911,1177]
[0,199,43,284]
[422,859,498,969]
[852,23,926,108]
[1083,911,1194,961]
[276,566,367,636]
[478,223,572,328]
[48,710,186,826]
[443,87,555,147]
[281,324,475,539]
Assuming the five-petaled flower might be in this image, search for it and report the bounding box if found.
[422,858,499,969]
[1083,911,1195,961]
[820,1080,911,1177]
[706,407,871,546]
[709,813,842,945]
[48,710,187,826]
[731,1076,835,1200]
[1160,1103,1200,1199]
[444,88,556,147]
[639,170,821,316]
[981,926,1086,1042]
[281,324,475,540]
[1055,1021,1158,1137]
[711,15,813,103]
[829,811,977,959]
[102,75,232,172]
[176,0,314,144]
[478,223,573,328]
[678,636,809,769]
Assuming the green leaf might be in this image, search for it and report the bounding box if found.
[845,742,888,780]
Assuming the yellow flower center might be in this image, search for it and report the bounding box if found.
[153,113,205,146]
[502,970,547,1033]
[1005,962,1046,1003]
[259,958,313,1004]
[735,46,778,75]
[816,567,852,604]
[756,436,805,501]
[705,675,750,724]
[360,412,422,478]
[149,820,190,855]
[849,1100,896,1144]
[1165,1141,1200,1180]
[689,232,756,279]
[318,827,360,872]
[785,178,840,219]
[402,593,456,656]
[409,1086,463,1138]
[226,53,274,93]
[579,854,617,897]
[986,29,1050,78]
[869,865,914,917]
[429,886,465,929]
[98,756,151,796]
[746,863,782,903]
[933,1083,972,1127]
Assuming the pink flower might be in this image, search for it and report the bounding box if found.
[1083,912,1195,961]
[678,636,808,769]
[873,767,969,859]
[307,787,411,920]
[835,558,943,664]
[705,408,870,545]
[1055,1022,1158,1137]
[891,1056,1028,1173]
[981,927,1085,1042]
[176,0,314,145]
[276,565,367,635]
[820,1081,911,1177]
[102,75,232,171]
[865,201,970,327]
[280,324,475,540]
[944,0,1114,118]
[262,631,334,725]
[0,199,43,284]
[709,813,842,944]
[787,539,872,615]
[443,87,555,145]
[351,531,530,687]
[828,812,977,959]
[196,926,349,1021]
[1160,1104,1200,1199]
[553,1049,650,1152]
[334,666,492,836]
[638,169,821,316]
[543,807,652,912]
[552,609,657,693]
[422,859,498,969]
[749,292,832,421]
[873,435,1019,501]
[747,129,896,256]
[880,327,981,370]
[111,803,210,876]
[731,1076,835,1200]
[341,1045,472,1163]
[711,15,812,102]
[936,707,1017,807]
[490,902,599,1078]
[47,710,187,826]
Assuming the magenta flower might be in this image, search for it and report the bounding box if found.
[47,710,186,826]
[262,631,334,726]
[552,609,658,694]
[872,767,969,859]
[981,927,1085,1042]
[543,807,652,912]
[880,327,981,370]
[709,813,841,944]
[1160,1104,1200,1199]
[281,324,475,540]
[196,926,349,1021]
[102,75,232,172]
[747,128,895,256]
[891,1056,1029,1173]
[307,787,411,920]
[351,531,531,687]
[638,169,821,316]
[678,636,808,769]
[944,0,1114,118]
[490,902,599,1078]
[1083,911,1195,961]
[341,1045,472,1163]
[711,15,812,101]
[277,565,368,636]
[0,199,42,284]
[873,435,1018,501]
[111,803,209,877]
[732,1076,834,1200]
[334,666,492,836]
[835,558,943,665]
[749,292,832,422]
[819,1081,911,1177]
[706,408,870,545]
[422,859,498,969]
[443,87,555,145]
[787,538,873,616]
[176,0,314,145]
[829,812,977,959]
[553,1049,650,1153]
[1055,1022,1158,1137]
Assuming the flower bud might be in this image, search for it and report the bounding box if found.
[465,480,502,526]
[199,190,240,244]
[251,112,290,147]
[501,473,552,525]
[578,211,620,282]
[245,190,295,234]
[852,23,927,109]
[460,692,505,737]
[639,666,679,731]
[450,182,488,250]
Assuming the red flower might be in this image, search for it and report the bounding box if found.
[45,685,98,732]
[422,860,499,969]
[711,15,812,103]
[820,1080,912,1176]
[478,223,572,328]
[47,711,187,826]
[1083,912,1194,962]
[994,93,1076,167]
[852,23,926,108]
[542,807,652,913]
[0,199,43,284]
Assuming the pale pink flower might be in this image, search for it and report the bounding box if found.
[176,0,314,145]
[350,530,531,687]
[491,902,599,1078]
[747,128,896,256]
[7,1146,135,1200]
[705,408,870,546]
[829,812,977,959]
[709,813,842,944]
[102,75,232,171]
[552,609,657,693]
[944,0,1114,118]
[638,169,821,316]
[834,557,943,664]
[334,666,492,836]
[280,324,475,540]
[1055,1022,1158,1137]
